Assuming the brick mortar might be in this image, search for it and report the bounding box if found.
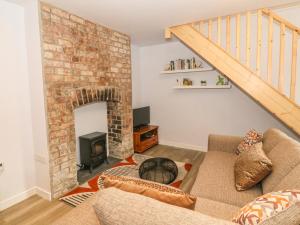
[40,2,133,198]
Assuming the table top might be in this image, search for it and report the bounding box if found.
[138,157,178,184]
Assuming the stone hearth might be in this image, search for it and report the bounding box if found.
[40,3,133,198]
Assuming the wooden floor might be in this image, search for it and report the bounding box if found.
[0,145,205,225]
[0,195,72,225]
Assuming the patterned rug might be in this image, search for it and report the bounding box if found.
[60,154,192,207]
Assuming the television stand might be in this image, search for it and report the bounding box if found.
[133,125,159,153]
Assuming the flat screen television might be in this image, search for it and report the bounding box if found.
[133,106,150,128]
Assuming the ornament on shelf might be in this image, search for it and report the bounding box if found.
[164,64,171,71]
[216,75,229,86]
[200,80,207,86]
[183,78,193,86]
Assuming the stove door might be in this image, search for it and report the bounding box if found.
[90,139,106,158]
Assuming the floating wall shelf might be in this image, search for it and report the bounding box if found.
[173,85,232,89]
[161,67,214,74]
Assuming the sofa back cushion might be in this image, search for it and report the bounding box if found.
[273,164,300,191]
[262,128,290,154]
[93,188,237,225]
[262,137,300,193]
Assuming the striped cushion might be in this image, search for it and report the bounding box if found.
[232,190,300,225]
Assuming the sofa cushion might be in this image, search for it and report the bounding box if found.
[93,187,237,225]
[208,134,243,153]
[262,139,300,193]
[232,190,300,225]
[234,143,272,191]
[262,128,290,154]
[273,164,300,191]
[51,194,100,225]
[190,151,262,207]
[195,197,240,221]
[101,174,196,209]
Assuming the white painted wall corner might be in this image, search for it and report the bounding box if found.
[0,187,51,211]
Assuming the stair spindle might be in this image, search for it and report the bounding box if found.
[217,16,221,45]
[226,16,231,52]
[236,14,241,60]
[290,31,298,101]
[246,12,251,67]
[267,16,273,84]
[278,23,285,93]
[256,10,262,76]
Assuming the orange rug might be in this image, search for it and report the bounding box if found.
[60,154,192,207]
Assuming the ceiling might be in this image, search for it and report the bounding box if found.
[42,0,298,46]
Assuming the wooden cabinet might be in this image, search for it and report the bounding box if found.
[133,125,159,153]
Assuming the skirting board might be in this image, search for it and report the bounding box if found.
[35,186,52,201]
[159,139,207,152]
[0,186,51,211]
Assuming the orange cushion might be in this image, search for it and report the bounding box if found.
[100,174,196,209]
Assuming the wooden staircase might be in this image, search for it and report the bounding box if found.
[166,9,300,135]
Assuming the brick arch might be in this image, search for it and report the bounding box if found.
[68,86,124,149]
[68,86,126,156]
[69,86,121,109]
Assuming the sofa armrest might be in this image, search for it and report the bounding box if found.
[94,188,237,225]
[208,134,243,153]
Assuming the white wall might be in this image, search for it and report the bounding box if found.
[74,103,108,166]
[0,0,36,210]
[23,0,51,199]
[131,45,142,108]
[133,40,299,151]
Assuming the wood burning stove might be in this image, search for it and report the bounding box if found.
[79,132,108,173]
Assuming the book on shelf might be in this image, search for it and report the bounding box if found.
[165,57,202,71]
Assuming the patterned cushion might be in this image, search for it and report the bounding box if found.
[100,174,197,209]
[234,142,272,191]
[236,129,263,155]
[232,190,300,225]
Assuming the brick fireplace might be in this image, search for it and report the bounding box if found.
[40,3,133,198]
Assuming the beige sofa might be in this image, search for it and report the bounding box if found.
[52,128,300,225]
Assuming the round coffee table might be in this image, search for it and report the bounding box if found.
[139,157,178,184]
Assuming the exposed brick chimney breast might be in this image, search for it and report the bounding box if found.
[40,3,133,198]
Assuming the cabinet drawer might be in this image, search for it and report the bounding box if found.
[141,136,158,150]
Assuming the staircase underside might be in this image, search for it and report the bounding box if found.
[169,25,300,135]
